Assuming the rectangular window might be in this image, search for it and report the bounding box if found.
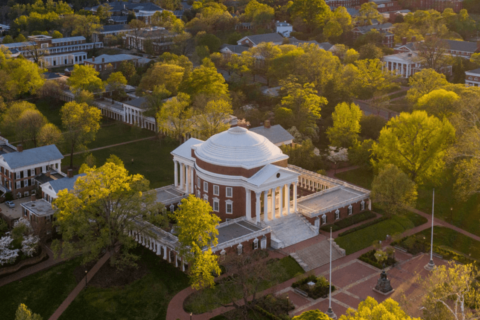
[226,202,233,214]
[203,194,208,203]
[226,187,233,198]
[213,185,219,196]
[213,199,219,212]
[203,181,208,192]
[46,215,51,223]
[16,181,21,189]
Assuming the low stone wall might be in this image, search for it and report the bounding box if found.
[0,247,47,276]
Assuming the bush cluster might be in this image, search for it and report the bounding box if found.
[292,275,335,299]
[358,249,396,269]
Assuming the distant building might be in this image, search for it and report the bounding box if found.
[237,33,284,48]
[352,23,394,48]
[326,0,367,8]
[408,0,463,12]
[383,51,452,78]
[86,1,163,25]
[276,21,293,37]
[92,24,131,43]
[250,121,294,146]
[465,68,480,86]
[123,27,175,53]
[84,54,148,72]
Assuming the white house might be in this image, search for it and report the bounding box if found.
[465,67,480,86]
[276,21,293,37]
[40,170,85,203]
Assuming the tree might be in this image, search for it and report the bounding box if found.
[293,310,330,320]
[416,37,454,73]
[106,72,127,101]
[51,30,62,38]
[344,48,359,64]
[333,6,353,33]
[0,101,37,137]
[157,93,193,141]
[360,114,386,140]
[53,162,166,268]
[117,61,137,84]
[353,59,398,100]
[195,32,221,53]
[67,65,104,94]
[372,111,455,184]
[175,195,221,289]
[2,35,14,43]
[371,164,417,216]
[15,304,42,320]
[324,18,343,40]
[138,63,184,94]
[195,99,233,139]
[244,0,274,27]
[355,2,383,26]
[277,77,327,138]
[289,0,331,32]
[95,3,112,24]
[38,123,62,147]
[106,154,124,168]
[341,297,419,320]
[16,109,47,147]
[61,101,102,168]
[281,139,324,171]
[128,19,147,50]
[327,102,362,148]
[416,88,459,118]
[358,43,383,60]
[406,69,449,104]
[160,0,181,11]
[71,15,101,42]
[179,59,229,99]
[144,85,171,133]
[420,262,480,320]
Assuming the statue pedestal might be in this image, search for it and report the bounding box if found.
[372,271,394,295]
[325,308,337,319]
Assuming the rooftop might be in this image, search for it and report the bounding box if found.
[220,44,249,54]
[445,39,478,52]
[99,24,131,32]
[125,96,148,109]
[84,53,140,64]
[21,199,55,217]
[356,23,393,33]
[1,145,63,170]
[466,67,480,75]
[51,36,86,43]
[250,124,294,145]
[216,219,262,245]
[239,33,284,46]
[47,174,85,193]
[155,185,188,206]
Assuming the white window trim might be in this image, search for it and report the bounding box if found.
[348,204,353,215]
[203,181,208,192]
[203,194,208,202]
[335,209,340,220]
[213,185,219,196]
[253,238,259,250]
[213,198,219,212]
[226,187,233,198]
[322,214,326,224]
[225,199,233,214]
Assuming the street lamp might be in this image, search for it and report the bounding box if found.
[325,227,337,319]
[425,188,436,271]
[190,312,192,320]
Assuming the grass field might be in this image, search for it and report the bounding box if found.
[59,248,189,320]
[63,138,178,189]
[336,167,480,238]
[335,214,422,255]
[0,258,81,319]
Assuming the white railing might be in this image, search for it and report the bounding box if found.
[210,226,271,253]
[299,194,369,218]
[288,164,339,187]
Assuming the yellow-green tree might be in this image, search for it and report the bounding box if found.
[355,2,383,25]
[244,0,274,27]
[324,19,343,40]
[340,296,420,320]
[67,65,104,94]
[38,123,62,147]
[353,59,398,99]
[72,14,101,42]
[371,164,417,216]
[138,63,185,94]
[406,69,449,104]
[179,58,229,99]
[326,102,362,148]
[290,0,332,32]
[420,262,480,320]
[16,109,47,147]
[15,304,42,320]
[343,48,360,64]
[293,310,330,320]
[53,162,165,268]
[0,101,37,137]
[106,71,127,101]
[195,99,233,139]
[372,111,455,184]
[157,93,193,141]
[175,195,221,289]
[61,101,101,168]
[416,88,459,118]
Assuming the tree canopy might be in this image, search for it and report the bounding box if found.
[67,65,104,94]
[340,296,420,320]
[327,102,362,148]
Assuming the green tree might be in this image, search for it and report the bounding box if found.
[333,6,352,33]
[0,101,37,137]
[355,2,383,25]
[323,18,343,40]
[179,58,229,99]
[106,71,127,101]
[67,64,104,94]
[244,0,274,27]
[343,48,360,64]
[38,123,62,147]
[406,69,449,104]
[358,43,383,60]
[371,164,417,216]
[293,310,330,320]
[16,109,47,147]
[353,59,398,99]
[61,101,102,168]
[281,138,323,171]
[327,102,362,148]
[360,114,386,140]
[53,162,165,268]
[157,93,193,141]
[71,15,101,42]
[195,31,221,53]
[51,30,62,38]
[2,35,14,43]
[15,304,42,320]
[106,154,124,167]
[117,61,137,84]
[95,3,112,24]
[0,52,45,99]
[415,88,459,118]
[138,63,185,94]
[195,99,233,139]
[175,195,221,289]
[160,0,181,10]
[128,19,147,50]
[144,84,171,132]
[341,297,419,320]
[290,0,331,32]
[372,111,455,184]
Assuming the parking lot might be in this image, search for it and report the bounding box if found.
[0,197,31,226]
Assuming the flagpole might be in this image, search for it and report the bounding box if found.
[326,227,337,319]
[425,188,436,271]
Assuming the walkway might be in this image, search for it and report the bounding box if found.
[48,252,111,320]
[63,136,156,157]
[0,244,66,288]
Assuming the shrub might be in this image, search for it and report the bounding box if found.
[291,275,335,299]
[4,192,13,201]
[320,211,376,232]
[359,249,396,269]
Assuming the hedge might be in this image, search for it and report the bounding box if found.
[320,211,376,232]
[291,275,335,299]
[358,250,396,269]
[254,306,282,320]
[338,217,389,237]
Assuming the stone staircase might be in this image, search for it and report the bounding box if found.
[293,239,346,271]
[264,213,318,249]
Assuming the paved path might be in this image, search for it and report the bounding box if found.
[63,136,156,157]
[48,252,111,320]
[0,244,67,288]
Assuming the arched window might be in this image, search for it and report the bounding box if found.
[237,243,243,255]
[335,209,340,220]
[348,205,353,215]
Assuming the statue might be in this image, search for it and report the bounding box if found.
[374,271,394,294]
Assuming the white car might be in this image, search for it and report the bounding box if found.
[5,201,15,208]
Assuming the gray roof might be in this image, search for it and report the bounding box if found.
[289,38,334,50]
[356,23,393,33]
[125,96,148,109]
[250,124,294,145]
[48,174,85,193]
[134,28,173,38]
[89,1,162,12]
[445,40,478,52]
[221,44,249,54]
[109,16,128,23]
[466,67,480,75]
[99,24,131,32]
[217,220,261,245]
[242,33,284,45]
[84,54,139,64]
[21,199,55,217]
[2,145,63,170]
[52,36,85,43]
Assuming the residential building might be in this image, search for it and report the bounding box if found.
[395,38,480,59]
[220,44,250,59]
[40,170,85,203]
[352,23,395,48]
[250,121,294,146]
[383,51,452,78]
[465,68,480,86]
[92,24,131,43]
[276,21,293,37]
[84,54,147,72]
[21,197,56,240]
[372,0,403,13]
[0,144,64,199]
[237,33,284,48]
[123,27,175,53]
[86,1,163,25]
[326,0,367,8]
[289,37,335,51]
[407,0,463,12]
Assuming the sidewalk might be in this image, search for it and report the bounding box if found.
[48,252,111,320]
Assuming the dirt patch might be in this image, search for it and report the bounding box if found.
[74,259,149,288]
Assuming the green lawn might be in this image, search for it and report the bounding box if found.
[59,248,189,320]
[36,99,64,128]
[86,122,155,150]
[0,258,81,319]
[336,167,480,238]
[335,214,420,255]
[63,138,178,189]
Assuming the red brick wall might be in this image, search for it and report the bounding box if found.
[214,233,271,256]
[303,199,370,227]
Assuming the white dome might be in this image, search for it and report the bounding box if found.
[194,127,288,169]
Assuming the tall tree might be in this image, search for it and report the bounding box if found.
[15,304,42,320]
[341,297,419,320]
[95,3,112,24]
[38,123,62,147]
[71,15,101,42]
[53,162,166,268]
[144,85,171,133]
[372,111,455,184]
[371,164,417,216]
[0,101,36,137]
[353,59,398,99]
[117,61,137,83]
[175,195,221,289]
[16,109,47,147]
[406,69,449,104]
[195,99,233,139]
[415,88,459,118]
[416,37,454,73]
[127,19,146,50]
[106,71,127,101]
[326,102,362,148]
[157,93,193,141]
[138,63,184,94]
[293,310,330,320]
[61,101,101,168]
[179,58,229,99]
[289,0,331,32]
[355,2,383,26]
[67,65,104,94]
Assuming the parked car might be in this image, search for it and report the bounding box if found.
[5,201,15,208]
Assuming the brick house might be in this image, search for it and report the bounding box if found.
[123,27,175,53]
[0,144,64,200]
[352,23,395,48]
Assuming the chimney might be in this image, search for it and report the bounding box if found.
[402,37,407,45]
[92,56,95,62]
[264,120,271,129]
[31,194,36,202]
[17,144,23,152]
[67,169,73,178]
[411,36,416,42]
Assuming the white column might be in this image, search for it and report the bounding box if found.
[185,165,189,193]
[180,163,184,191]
[163,246,167,260]
[182,258,185,271]
[156,242,161,255]
[256,192,261,223]
[190,166,194,194]
[263,191,269,221]
[175,254,178,267]
[294,183,298,213]
[286,183,291,215]
[278,185,283,217]
[245,188,251,220]
[174,161,178,187]
[271,187,276,220]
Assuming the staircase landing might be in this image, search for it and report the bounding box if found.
[263,213,318,249]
